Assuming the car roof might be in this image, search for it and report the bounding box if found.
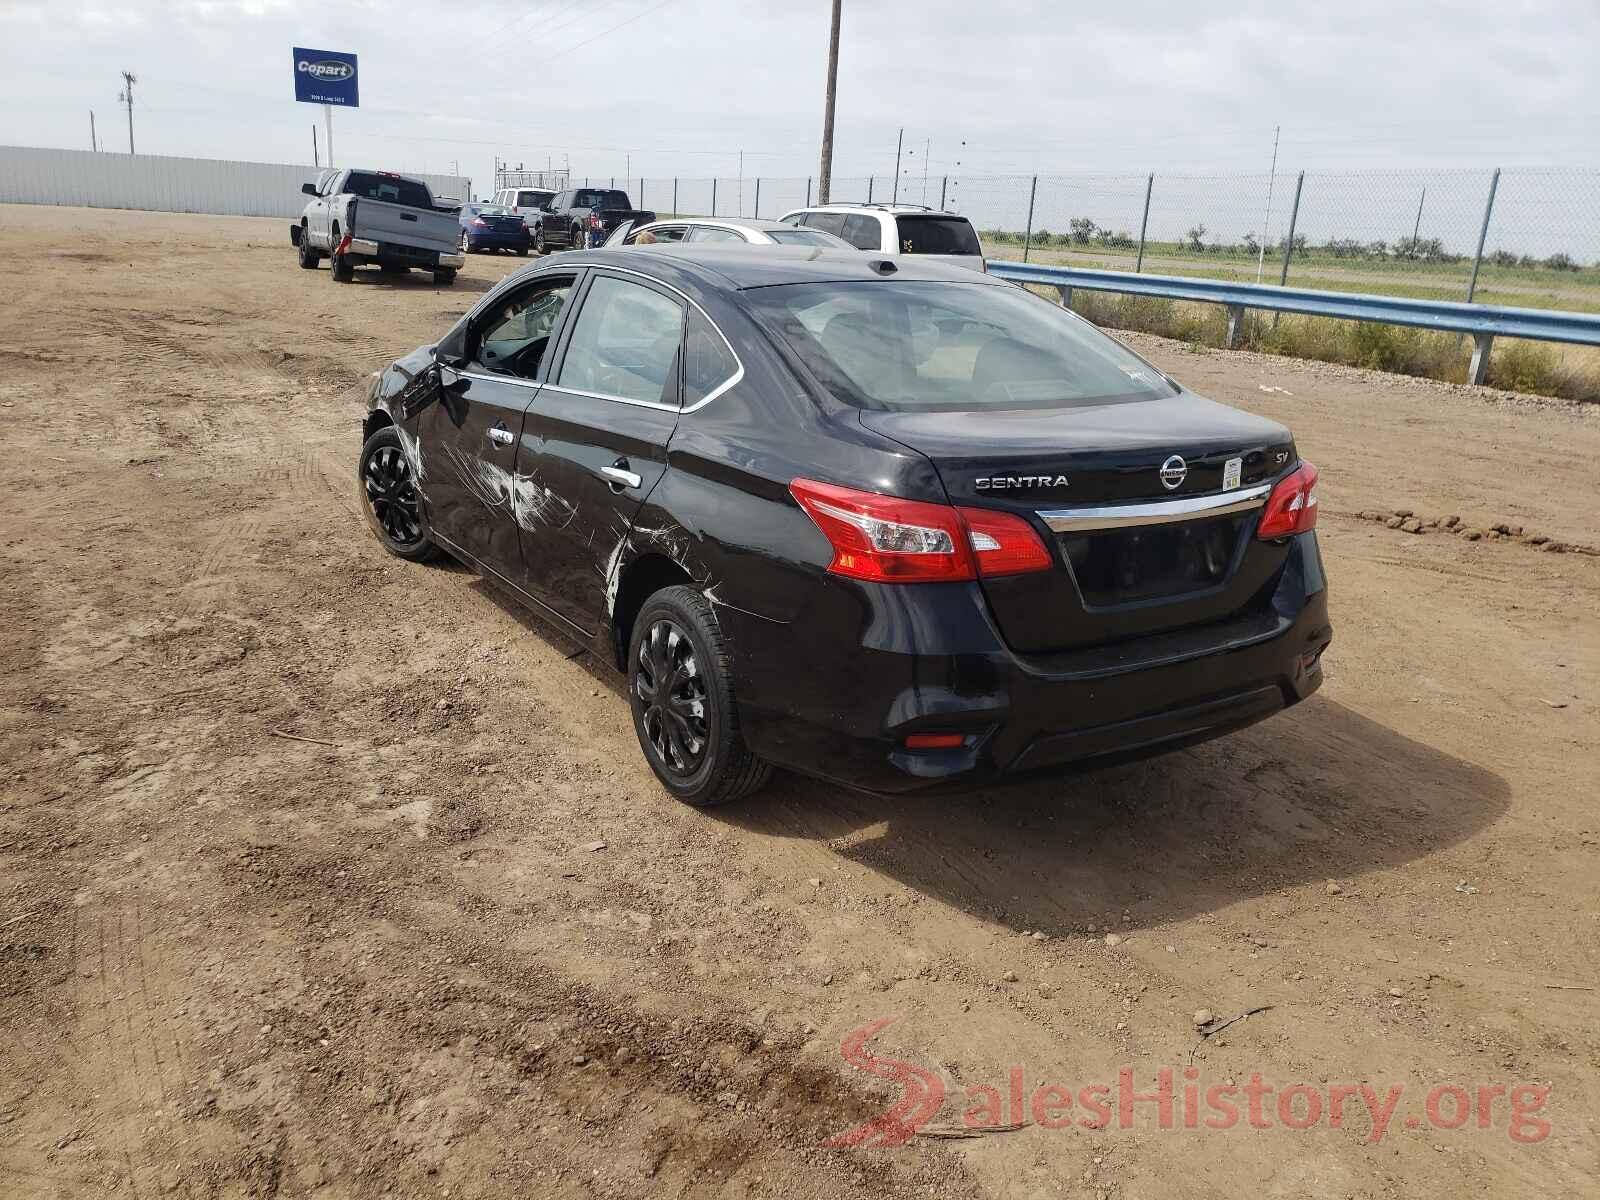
[517,244,1001,290]
[781,203,970,218]
[642,217,806,233]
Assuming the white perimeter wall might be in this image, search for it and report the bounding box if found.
[0,145,471,220]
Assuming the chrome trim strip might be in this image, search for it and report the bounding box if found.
[347,237,379,254]
[458,369,538,390]
[1038,483,1272,533]
[541,383,678,413]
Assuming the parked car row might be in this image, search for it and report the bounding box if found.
[293,167,991,281]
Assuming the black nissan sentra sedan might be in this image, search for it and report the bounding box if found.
[360,246,1330,805]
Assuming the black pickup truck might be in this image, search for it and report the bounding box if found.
[534,188,655,254]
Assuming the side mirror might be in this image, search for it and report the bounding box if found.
[301,182,318,196]
[436,323,470,370]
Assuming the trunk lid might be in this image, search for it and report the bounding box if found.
[860,394,1297,653]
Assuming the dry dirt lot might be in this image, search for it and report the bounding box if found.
[1,205,1597,1199]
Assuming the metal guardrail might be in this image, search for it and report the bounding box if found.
[984,260,1600,384]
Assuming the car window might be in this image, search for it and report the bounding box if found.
[840,214,882,250]
[683,310,740,406]
[780,212,806,226]
[343,171,432,208]
[557,275,684,406]
[804,212,847,237]
[686,225,745,243]
[473,276,574,381]
[628,225,687,244]
[895,216,982,255]
[768,228,849,247]
[746,280,1178,412]
[516,191,549,207]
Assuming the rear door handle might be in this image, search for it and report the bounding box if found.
[487,425,514,447]
[601,461,642,490]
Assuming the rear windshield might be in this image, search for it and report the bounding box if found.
[516,191,551,206]
[575,190,632,209]
[477,204,511,215]
[767,228,847,247]
[895,216,981,255]
[343,172,432,208]
[745,281,1177,412]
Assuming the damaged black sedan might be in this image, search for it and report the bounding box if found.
[360,247,1330,805]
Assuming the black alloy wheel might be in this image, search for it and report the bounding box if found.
[635,618,710,778]
[626,586,771,805]
[358,426,438,562]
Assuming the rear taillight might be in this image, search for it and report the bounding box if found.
[959,506,1055,577]
[789,478,1052,584]
[471,217,487,227]
[1256,461,1319,540]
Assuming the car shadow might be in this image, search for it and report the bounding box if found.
[458,577,1508,935]
[712,697,1510,935]
[343,269,496,295]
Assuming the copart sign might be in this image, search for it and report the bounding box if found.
[292,47,359,107]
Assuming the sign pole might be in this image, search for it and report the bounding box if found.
[324,104,334,168]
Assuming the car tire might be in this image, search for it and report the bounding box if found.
[330,252,354,283]
[572,223,585,249]
[459,229,472,255]
[627,586,772,806]
[433,268,457,286]
[297,229,320,269]
[516,245,529,257]
[358,425,439,563]
[534,225,546,255]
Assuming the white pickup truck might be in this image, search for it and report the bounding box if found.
[290,168,465,285]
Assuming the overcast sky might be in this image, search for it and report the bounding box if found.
[2,0,1597,199]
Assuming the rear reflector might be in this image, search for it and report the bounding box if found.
[904,733,965,750]
[1256,461,1319,540]
[789,478,1052,583]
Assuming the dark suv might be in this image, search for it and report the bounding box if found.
[359,247,1330,804]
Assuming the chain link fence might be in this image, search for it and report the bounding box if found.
[576,167,1600,314]
[7,151,1595,314]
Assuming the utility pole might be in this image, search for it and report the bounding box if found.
[921,137,930,204]
[892,127,903,203]
[737,149,743,215]
[817,0,841,204]
[1255,124,1280,284]
[89,111,98,152]
[118,71,137,154]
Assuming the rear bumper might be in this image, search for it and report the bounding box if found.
[723,531,1331,795]
[343,238,464,268]
[465,229,531,249]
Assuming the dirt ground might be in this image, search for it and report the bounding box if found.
[1,204,1596,1200]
